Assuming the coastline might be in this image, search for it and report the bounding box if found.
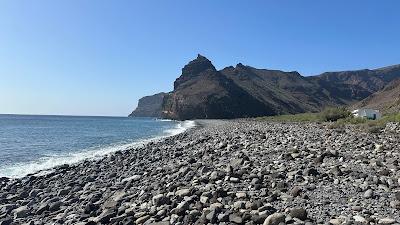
[1,120,400,224]
[0,119,197,179]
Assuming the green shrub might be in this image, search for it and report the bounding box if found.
[320,107,352,122]
[337,116,368,125]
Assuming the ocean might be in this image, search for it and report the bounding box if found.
[0,114,195,178]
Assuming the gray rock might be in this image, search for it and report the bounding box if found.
[290,208,307,220]
[229,213,243,224]
[364,189,374,199]
[13,206,29,219]
[263,213,285,225]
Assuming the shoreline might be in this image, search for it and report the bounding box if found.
[0,119,197,179]
[1,120,400,224]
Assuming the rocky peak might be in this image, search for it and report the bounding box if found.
[174,54,217,89]
[181,54,216,76]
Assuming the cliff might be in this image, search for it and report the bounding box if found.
[129,93,167,118]
[131,55,400,120]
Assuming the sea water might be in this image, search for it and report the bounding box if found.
[0,114,195,178]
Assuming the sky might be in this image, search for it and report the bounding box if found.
[0,1,399,116]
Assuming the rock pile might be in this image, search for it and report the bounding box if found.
[1,120,400,225]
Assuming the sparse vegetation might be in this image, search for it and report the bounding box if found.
[320,107,352,122]
[259,107,352,123]
[257,112,322,122]
[259,109,400,134]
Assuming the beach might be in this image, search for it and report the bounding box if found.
[1,120,400,225]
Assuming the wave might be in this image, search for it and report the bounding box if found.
[0,120,196,178]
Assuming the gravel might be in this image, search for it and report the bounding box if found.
[0,119,399,224]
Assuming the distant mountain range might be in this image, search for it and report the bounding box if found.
[130,55,400,120]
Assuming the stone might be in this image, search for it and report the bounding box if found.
[290,208,307,220]
[206,210,218,223]
[353,215,367,223]
[263,213,285,225]
[152,194,169,206]
[49,201,62,211]
[122,175,141,182]
[229,213,243,224]
[364,189,373,198]
[291,186,302,197]
[175,189,191,197]
[378,218,396,224]
[13,206,29,219]
[135,215,150,224]
[395,192,400,201]
[236,192,247,198]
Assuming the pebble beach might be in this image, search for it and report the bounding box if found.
[1,120,400,225]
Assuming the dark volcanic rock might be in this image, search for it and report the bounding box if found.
[139,54,400,120]
[129,92,167,118]
[162,54,273,119]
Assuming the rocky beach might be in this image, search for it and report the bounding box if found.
[1,120,400,225]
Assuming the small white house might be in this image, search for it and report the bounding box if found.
[352,109,382,120]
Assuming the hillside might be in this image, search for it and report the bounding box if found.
[130,55,400,120]
[352,78,400,114]
[161,55,273,120]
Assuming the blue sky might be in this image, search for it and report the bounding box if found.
[0,1,399,116]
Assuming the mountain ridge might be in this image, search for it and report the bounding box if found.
[129,55,400,119]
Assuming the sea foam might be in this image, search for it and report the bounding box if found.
[0,120,196,178]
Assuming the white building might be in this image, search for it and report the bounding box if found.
[352,109,382,120]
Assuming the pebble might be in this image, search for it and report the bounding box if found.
[1,121,399,224]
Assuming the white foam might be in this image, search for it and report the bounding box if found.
[0,120,196,178]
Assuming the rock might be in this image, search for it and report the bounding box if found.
[218,213,230,222]
[378,218,396,224]
[353,215,367,223]
[206,210,218,223]
[230,177,240,183]
[93,209,116,224]
[395,192,400,201]
[290,208,307,220]
[57,188,70,196]
[364,189,373,198]
[152,194,169,206]
[175,189,191,197]
[35,203,49,215]
[135,215,150,224]
[148,222,170,225]
[13,206,29,219]
[0,218,13,225]
[49,201,62,211]
[229,213,243,224]
[233,201,246,209]
[291,186,302,197]
[236,192,247,198]
[330,166,343,176]
[263,213,285,225]
[122,175,141,182]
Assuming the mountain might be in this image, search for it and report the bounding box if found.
[129,92,167,117]
[130,55,400,120]
[352,78,400,115]
[161,55,273,120]
[308,66,400,105]
[220,64,334,114]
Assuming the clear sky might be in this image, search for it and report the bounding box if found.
[0,1,399,116]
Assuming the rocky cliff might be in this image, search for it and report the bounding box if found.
[129,93,167,117]
[131,55,400,120]
[162,55,273,120]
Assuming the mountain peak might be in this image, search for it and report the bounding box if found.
[174,55,217,89]
[181,54,216,76]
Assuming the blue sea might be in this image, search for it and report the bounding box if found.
[0,114,195,178]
